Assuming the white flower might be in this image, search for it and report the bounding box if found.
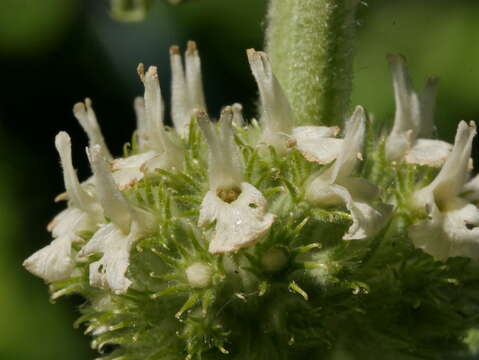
[247,49,343,161]
[197,108,275,254]
[23,132,102,282]
[306,106,392,240]
[409,121,479,260]
[80,145,153,293]
[170,41,207,137]
[385,55,452,166]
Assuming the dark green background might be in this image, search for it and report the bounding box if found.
[0,0,478,359]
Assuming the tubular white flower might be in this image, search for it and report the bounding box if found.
[170,41,206,137]
[247,48,294,149]
[247,49,343,162]
[409,121,479,260]
[23,132,101,282]
[199,182,275,254]
[385,55,452,166]
[197,109,275,254]
[83,144,154,293]
[197,108,243,191]
[138,63,184,170]
[306,106,392,240]
[74,98,113,161]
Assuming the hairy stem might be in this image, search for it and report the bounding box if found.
[266,0,359,126]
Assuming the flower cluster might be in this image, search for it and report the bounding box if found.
[23,42,479,359]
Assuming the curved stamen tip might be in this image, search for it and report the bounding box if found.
[169,45,180,55]
[186,40,197,56]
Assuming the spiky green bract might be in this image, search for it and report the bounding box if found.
[266,0,359,126]
[46,116,479,360]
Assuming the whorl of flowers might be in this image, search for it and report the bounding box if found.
[23,42,479,360]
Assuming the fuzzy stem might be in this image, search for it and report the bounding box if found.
[266,0,359,126]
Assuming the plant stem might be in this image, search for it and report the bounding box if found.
[266,0,359,126]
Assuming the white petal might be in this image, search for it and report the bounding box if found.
[409,205,449,260]
[55,132,101,219]
[23,234,77,282]
[247,49,294,149]
[87,145,133,233]
[170,45,189,136]
[47,207,96,238]
[112,151,157,190]
[385,55,421,161]
[327,106,366,182]
[185,41,206,114]
[197,109,243,191]
[385,56,440,161]
[330,185,392,240]
[293,126,343,164]
[409,199,479,260]
[170,42,206,137]
[417,121,476,208]
[73,98,112,161]
[80,222,140,294]
[199,182,275,254]
[405,139,452,167]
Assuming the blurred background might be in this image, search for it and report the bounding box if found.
[0,0,478,359]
